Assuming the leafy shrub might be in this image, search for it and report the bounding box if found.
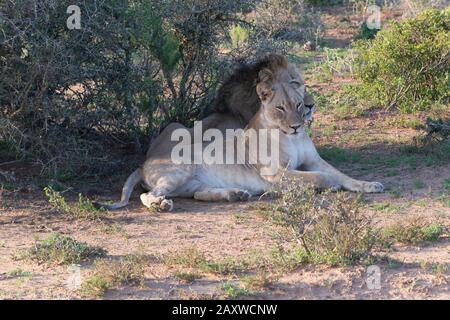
[352,8,449,113]
[0,0,260,176]
[270,180,377,266]
[253,0,324,45]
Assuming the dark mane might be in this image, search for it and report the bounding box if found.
[210,54,288,122]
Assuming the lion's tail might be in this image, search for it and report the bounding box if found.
[96,168,142,210]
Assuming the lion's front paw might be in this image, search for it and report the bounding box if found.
[226,189,251,202]
[160,199,174,211]
[237,190,251,201]
[330,184,343,192]
[363,181,384,193]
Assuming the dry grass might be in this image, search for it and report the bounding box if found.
[81,253,149,298]
[382,217,446,245]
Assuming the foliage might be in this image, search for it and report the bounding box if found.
[382,218,446,245]
[356,21,380,40]
[81,253,148,298]
[0,0,260,176]
[419,117,450,143]
[270,179,377,266]
[352,8,449,113]
[25,234,106,265]
[230,24,250,48]
[253,0,324,46]
[164,246,249,275]
[44,186,105,220]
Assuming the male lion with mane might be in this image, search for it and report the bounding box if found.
[146,53,316,158]
[99,54,384,211]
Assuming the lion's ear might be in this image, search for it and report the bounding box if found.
[257,68,274,102]
[256,82,274,102]
[304,91,315,107]
[258,68,274,84]
[303,91,316,122]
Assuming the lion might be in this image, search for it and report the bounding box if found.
[146,53,316,158]
[100,63,383,211]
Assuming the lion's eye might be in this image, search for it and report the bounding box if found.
[276,106,285,112]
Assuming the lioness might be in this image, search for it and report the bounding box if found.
[101,65,383,211]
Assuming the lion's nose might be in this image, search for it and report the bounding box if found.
[290,124,301,133]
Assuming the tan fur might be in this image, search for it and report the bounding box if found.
[102,62,383,211]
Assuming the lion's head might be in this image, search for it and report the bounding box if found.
[256,67,308,135]
[211,53,315,126]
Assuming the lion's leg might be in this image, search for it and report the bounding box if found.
[276,170,341,190]
[194,188,251,202]
[303,157,384,193]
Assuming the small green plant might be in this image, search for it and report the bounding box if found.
[371,202,402,214]
[174,271,201,284]
[420,261,449,283]
[44,186,105,220]
[241,271,271,291]
[6,268,33,278]
[81,253,148,298]
[44,186,71,213]
[429,263,449,279]
[267,244,310,272]
[220,282,252,299]
[443,179,450,191]
[269,180,378,266]
[384,169,399,177]
[25,234,106,265]
[438,178,450,207]
[383,218,446,245]
[230,24,250,48]
[164,247,249,276]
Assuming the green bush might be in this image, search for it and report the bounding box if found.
[353,8,449,113]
